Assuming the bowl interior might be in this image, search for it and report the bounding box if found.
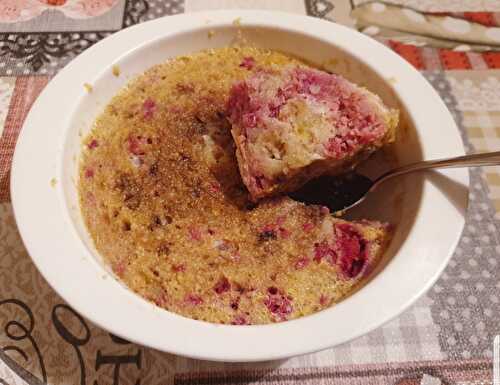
[62,24,423,300]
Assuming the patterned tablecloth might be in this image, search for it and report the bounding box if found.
[0,1,499,384]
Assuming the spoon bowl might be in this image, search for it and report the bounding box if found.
[292,151,500,213]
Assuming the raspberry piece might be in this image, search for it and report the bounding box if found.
[172,264,186,273]
[127,135,146,156]
[258,229,277,242]
[143,98,157,119]
[112,260,126,277]
[334,223,367,278]
[154,292,168,307]
[84,168,94,178]
[313,241,336,264]
[278,227,290,238]
[231,316,249,325]
[276,215,286,226]
[186,294,203,305]
[188,226,203,241]
[264,288,293,320]
[294,257,310,270]
[214,276,231,294]
[239,56,255,70]
[87,139,99,149]
[302,222,314,232]
[267,286,278,295]
[207,182,221,195]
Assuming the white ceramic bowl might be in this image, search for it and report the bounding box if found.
[11,10,468,362]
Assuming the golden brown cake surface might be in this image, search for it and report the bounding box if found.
[79,47,390,325]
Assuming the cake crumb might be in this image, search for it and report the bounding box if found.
[112,65,121,77]
[232,17,242,26]
[387,77,397,84]
[84,83,93,93]
[207,30,215,39]
[50,177,57,188]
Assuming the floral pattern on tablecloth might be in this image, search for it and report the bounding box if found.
[0,0,120,23]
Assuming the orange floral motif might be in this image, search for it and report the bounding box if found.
[43,0,68,5]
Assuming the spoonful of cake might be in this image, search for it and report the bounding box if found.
[226,65,399,202]
[225,66,499,213]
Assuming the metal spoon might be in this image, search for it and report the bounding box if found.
[290,151,500,213]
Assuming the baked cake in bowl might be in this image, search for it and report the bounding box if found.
[78,47,392,325]
[11,10,467,361]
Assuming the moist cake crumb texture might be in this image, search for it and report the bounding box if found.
[227,66,399,200]
[79,47,391,325]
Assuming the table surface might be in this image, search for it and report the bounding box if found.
[0,1,499,384]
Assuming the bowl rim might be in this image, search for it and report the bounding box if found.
[11,10,468,362]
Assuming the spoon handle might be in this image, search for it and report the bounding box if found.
[374,151,500,188]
